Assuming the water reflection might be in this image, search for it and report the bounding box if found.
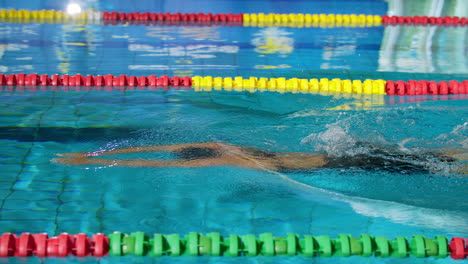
[0,3,465,76]
[378,26,468,73]
[0,22,465,75]
[380,0,468,73]
[129,43,239,59]
[252,28,293,55]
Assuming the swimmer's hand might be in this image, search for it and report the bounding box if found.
[53,157,94,165]
[56,151,99,158]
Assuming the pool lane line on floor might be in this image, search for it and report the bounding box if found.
[0,232,466,259]
[0,9,467,27]
[0,73,467,96]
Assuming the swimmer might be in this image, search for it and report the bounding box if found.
[54,142,466,175]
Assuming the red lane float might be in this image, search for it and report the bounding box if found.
[450,237,468,260]
[102,11,243,26]
[0,233,109,257]
[385,80,467,96]
[0,73,192,87]
[382,15,468,26]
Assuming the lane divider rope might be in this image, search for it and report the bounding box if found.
[0,9,467,27]
[0,73,466,96]
[3,84,467,106]
[0,232,466,259]
[105,232,463,259]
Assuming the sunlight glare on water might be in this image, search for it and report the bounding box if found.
[66,3,82,15]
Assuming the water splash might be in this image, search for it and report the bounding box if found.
[300,108,466,175]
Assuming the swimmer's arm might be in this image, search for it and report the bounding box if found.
[53,156,230,167]
[53,155,278,171]
[57,142,227,157]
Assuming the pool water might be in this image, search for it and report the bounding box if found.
[0,0,467,263]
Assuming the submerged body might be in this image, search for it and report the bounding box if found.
[54,142,465,175]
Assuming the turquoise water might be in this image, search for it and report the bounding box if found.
[0,0,467,263]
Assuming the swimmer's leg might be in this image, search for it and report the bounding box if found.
[57,142,229,158]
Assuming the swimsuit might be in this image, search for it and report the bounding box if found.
[243,147,277,158]
[173,147,220,160]
[172,146,277,160]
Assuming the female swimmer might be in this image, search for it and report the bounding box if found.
[54,142,466,175]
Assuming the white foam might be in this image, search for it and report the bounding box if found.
[295,111,468,231]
